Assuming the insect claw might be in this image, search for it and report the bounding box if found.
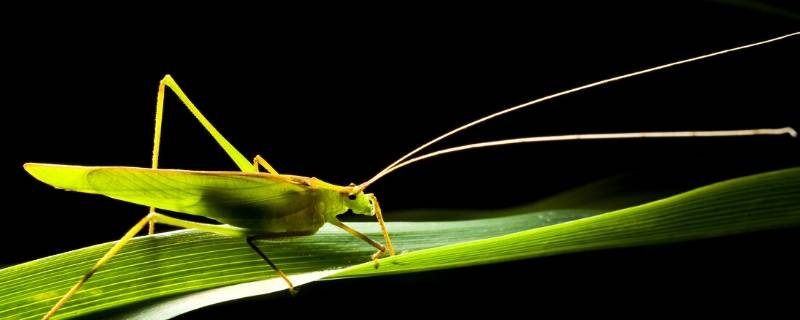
[371,250,384,268]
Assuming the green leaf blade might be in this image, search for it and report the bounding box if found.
[2,167,799,319]
[335,167,800,278]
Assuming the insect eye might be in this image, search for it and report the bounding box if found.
[348,194,357,200]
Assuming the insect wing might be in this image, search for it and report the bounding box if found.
[24,163,315,221]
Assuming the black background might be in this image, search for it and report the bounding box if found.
[4,2,800,317]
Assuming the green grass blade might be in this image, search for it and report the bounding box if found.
[1,167,799,319]
[334,167,800,277]
[0,211,595,319]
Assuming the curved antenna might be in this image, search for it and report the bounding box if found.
[366,128,796,183]
[356,31,799,191]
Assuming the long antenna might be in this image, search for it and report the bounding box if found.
[356,31,799,191]
[371,128,797,180]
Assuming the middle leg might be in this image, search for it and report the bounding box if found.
[246,236,296,294]
[150,213,295,293]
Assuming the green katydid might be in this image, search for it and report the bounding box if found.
[24,32,798,320]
